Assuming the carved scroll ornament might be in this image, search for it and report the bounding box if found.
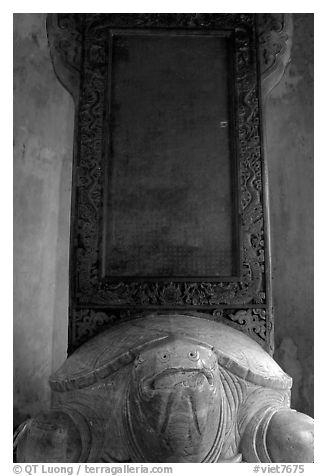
[70,307,271,354]
[257,13,293,102]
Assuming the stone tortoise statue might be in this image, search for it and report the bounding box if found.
[15,313,314,463]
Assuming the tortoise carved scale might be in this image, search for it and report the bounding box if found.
[15,314,314,463]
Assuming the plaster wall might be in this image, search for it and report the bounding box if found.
[13,13,74,427]
[266,13,314,417]
[13,13,314,426]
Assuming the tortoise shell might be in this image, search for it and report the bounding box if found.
[50,313,292,392]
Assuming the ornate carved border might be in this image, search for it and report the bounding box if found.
[73,14,266,305]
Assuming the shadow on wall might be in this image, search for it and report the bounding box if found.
[13,13,74,428]
[266,13,313,417]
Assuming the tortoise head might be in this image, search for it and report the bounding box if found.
[125,335,225,462]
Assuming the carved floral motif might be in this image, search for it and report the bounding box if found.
[70,307,273,354]
[84,13,254,31]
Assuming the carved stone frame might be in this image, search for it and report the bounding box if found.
[47,13,292,354]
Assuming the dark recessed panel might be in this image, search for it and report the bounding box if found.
[104,33,236,277]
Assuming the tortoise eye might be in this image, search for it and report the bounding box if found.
[159,351,170,362]
[188,350,199,361]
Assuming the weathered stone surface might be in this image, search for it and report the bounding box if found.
[15,411,82,463]
[266,410,314,463]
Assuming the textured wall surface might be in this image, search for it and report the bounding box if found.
[13,13,74,428]
[266,14,314,417]
[13,13,313,427]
